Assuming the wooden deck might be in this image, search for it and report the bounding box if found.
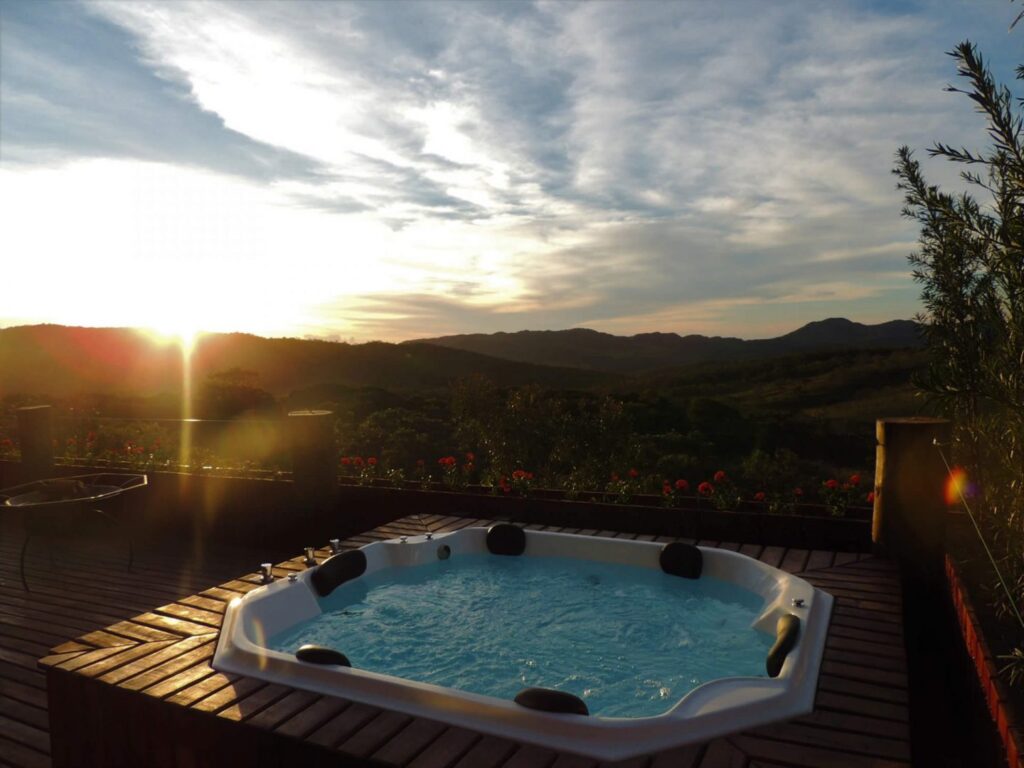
[15,515,910,767]
[0,516,283,768]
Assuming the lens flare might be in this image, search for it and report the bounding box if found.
[945,466,969,506]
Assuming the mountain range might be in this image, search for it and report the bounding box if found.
[0,318,922,400]
[410,318,922,373]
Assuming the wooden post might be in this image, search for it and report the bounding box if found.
[17,405,54,482]
[873,417,952,584]
[289,409,336,514]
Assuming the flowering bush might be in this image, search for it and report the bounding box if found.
[437,453,476,490]
[700,470,738,511]
[606,469,643,504]
[0,436,17,459]
[510,468,534,496]
[662,477,690,507]
[821,473,862,517]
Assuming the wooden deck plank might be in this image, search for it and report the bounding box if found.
[730,733,910,767]
[0,713,49,755]
[451,736,519,768]
[804,550,836,572]
[0,696,48,734]
[406,727,481,768]
[780,548,810,574]
[216,682,291,722]
[758,546,787,568]
[188,676,265,713]
[499,744,559,768]
[165,671,237,707]
[274,696,350,740]
[306,701,380,748]
[246,689,321,731]
[0,734,50,768]
[693,740,746,767]
[369,715,446,764]
[648,743,704,768]
[339,708,415,765]
[0,679,47,711]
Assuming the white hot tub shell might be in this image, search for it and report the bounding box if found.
[213,527,833,760]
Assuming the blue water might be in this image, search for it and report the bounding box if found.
[269,553,772,717]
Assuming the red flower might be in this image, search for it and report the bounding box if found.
[367,457,377,467]
[610,472,619,482]
[438,456,457,468]
[134,445,144,454]
[698,481,714,496]
[340,456,351,465]
[353,456,365,467]
[824,478,839,490]
[87,431,96,441]
[501,477,511,493]
[754,491,766,502]
[662,482,672,496]
[848,473,861,486]
[674,478,689,491]
[465,451,475,462]
[841,482,851,491]
[794,487,804,497]
[713,470,727,483]
[628,468,639,478]
[66,437,76,445]
[867,491,876,503]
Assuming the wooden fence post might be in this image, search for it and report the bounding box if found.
[289,409,336,514]
[873,417,952,584]
[17,405,54,482]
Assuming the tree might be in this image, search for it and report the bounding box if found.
[894,37,1024,669]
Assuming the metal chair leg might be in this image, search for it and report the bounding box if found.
[19,534,31,592]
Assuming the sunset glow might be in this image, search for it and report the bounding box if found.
[1,1,1018,340]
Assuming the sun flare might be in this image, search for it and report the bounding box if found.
[142,324,200,354]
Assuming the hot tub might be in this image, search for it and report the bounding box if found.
[213,526,832,760]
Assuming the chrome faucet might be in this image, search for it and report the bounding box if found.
[329,538,342,554]
[259,563,274,584]
[303,546,317,567]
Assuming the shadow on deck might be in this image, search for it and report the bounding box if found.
[0,515,294,768]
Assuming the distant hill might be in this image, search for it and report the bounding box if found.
[409,318,923,373]
[0,325,615,400]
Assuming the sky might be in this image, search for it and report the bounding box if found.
[1,0,1021,343]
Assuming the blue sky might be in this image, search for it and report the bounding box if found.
[1,0,1020,341]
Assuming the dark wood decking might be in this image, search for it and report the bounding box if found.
[0,518,278,768]
[16,515,909,767]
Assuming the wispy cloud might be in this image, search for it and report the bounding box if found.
[0,0,1015,339]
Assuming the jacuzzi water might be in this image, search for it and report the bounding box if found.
[268,553,773,718]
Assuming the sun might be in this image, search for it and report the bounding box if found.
[141,322,201,354]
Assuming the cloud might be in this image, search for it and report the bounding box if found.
[0,1,327,182]
[1,0,1017,340]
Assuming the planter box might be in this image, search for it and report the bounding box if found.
[0,460,871,552]
[947,554,1024,768]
